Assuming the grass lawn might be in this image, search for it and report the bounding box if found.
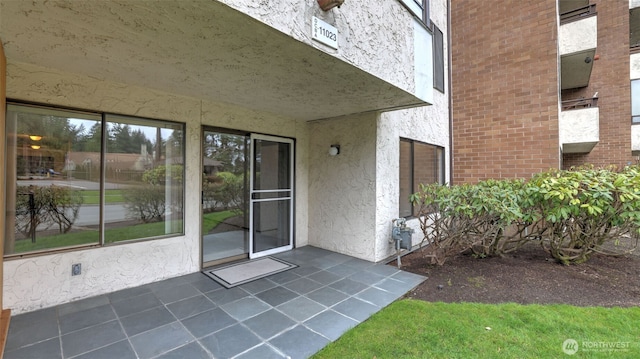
[80,189,125,204]
[312,299,640,359]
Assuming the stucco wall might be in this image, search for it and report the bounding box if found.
[559,16,597,56]
[220,0,417,96]
[559,108,600,146]
[374,0,450,262]
[4,61,309,314]
[307,113,378,261]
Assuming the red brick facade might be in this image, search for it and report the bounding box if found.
[451,1,635,184]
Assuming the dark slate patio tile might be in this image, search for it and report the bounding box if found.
[307,270,342,285]
[282,277,322,295]
[254,286,298,307]
[73,340,136,359]
[4,337,61,359]
[154,282,200,304]
[181,308,237,338]
[108,285,153,303]
[289,265,322,277]
[221,297,271,321]
[347,270,386,286]
[190,276,225,293]
[59,304,117,334]
[277,297,326,322]
[129,322,193,359]
[267,270,301,284]
[306,286,349,307]
[156,341,211,359]
[239,278,277,294]
[199,323,262,359]
[57,295,110,317]
[391,270,427,287]
[366,264,400,277]
[167,294,216,320]
[242,309,296,340]
[375,278,416,295]
[235,344,286,359]
[332,297,379,323]
[269,325,329,359]
[355,287,400,308]
[325,264,360,277]
[6,308,59,351]
[303,309,359,341]
[120,306,176,336]
[111,292,162,317]
[61,320,125,358]
[343,257,375,270]
[328,278,369,296]
[205,287,250,306]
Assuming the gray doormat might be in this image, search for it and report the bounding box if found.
[202,256,297,288]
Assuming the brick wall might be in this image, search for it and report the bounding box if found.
[451,1,561,184]
[562,0,635,169]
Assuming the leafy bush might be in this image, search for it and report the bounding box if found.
[410,166,640,265]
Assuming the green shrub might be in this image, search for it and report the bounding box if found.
[411,165,640,265]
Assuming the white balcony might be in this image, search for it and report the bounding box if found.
[559,98,599,154]
[559,4,597,89]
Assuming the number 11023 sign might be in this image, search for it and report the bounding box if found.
[312,16,338,49]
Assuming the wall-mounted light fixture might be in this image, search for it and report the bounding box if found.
[329,144,340,156]
[318,0,344,11]
[29,135,42,141]
[30,145,41,150]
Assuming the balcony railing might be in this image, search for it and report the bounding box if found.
[560,4,597,25]
[561,96,598,111]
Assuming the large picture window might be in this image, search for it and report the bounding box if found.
[399,138,445,218]
[4,103,185,256]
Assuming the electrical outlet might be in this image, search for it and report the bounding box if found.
[72,263,81,276]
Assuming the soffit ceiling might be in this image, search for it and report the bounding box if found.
[0,0,424,121]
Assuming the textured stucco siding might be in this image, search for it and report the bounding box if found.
[559,108,600,146]
[374,0,450,262]
[631,53,640,79]
[559,16,597,55]
[220,0,417,96]
[307,113,378,261]
[4,61,309,314]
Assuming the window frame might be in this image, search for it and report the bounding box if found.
[433,23,445,93]
[399,138,445,218]
[398,0,431,29]
[632,79,640,124]
[4,101,186,258]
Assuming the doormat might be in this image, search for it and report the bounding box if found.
[202,257,297,289]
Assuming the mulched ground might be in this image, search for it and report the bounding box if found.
[397,243,640,307]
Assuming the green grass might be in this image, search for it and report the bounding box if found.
[312,300,640,359]
[80,189,125,204]
[11,211,238,254]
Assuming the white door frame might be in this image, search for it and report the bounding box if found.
[248,134,294,258]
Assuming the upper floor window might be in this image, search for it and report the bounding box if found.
[433,24,445,93]
[4,103,185,257]
[399,138,445,218]
[632,79,640,124]
[399,0,430,29]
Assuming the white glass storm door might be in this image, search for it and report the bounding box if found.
[249,134,294,259]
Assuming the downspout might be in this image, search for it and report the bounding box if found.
[447,0,453,185]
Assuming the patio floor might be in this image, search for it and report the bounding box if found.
[4,246,426,359]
